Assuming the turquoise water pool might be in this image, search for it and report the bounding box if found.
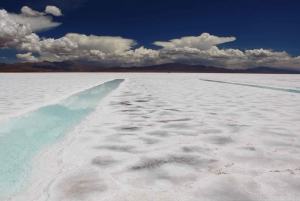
[200,79,300,94]
[0,79,124,197]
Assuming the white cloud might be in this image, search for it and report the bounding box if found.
[20,5,62,18]
[38,37,78,53]
[8,14,61,32]
[21,6,44,17]
[152,47,300,70]
[0,9,76,54]
[65,33,137,53]
[88,46,160,67]
[89,50,105,59]
[153,33,236,50]
[7,6,62,32]
[245,48,273,58]
[19,33,78,54]
[152,46,246,68]
[1,8,300,70]
[203,46,244,59]
[0,9,32,48]
[45,6,62,16]
[16,52,38,62]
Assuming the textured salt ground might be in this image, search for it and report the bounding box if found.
[0,73,116,124]
[3,74,300,201]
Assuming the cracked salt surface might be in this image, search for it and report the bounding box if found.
[1,73,300,201]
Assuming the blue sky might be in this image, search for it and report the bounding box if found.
[0,0,300,69]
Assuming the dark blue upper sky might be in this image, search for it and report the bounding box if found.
[1,0,300,63]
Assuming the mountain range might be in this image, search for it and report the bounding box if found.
[0,61,299,74]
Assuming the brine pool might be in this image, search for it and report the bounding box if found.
[0,79,124,197]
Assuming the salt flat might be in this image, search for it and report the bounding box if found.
[0,73,117,124]
[1,73,300,201]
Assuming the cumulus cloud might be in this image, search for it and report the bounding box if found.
[88,46,160,67]
[0,10,32,48]
[1,7,300,70]
[21,6,44,17]
[150,46,245,68]
[153,33,236,50]
[0,12,135,64]
[16,52,38,62]
[245,48,273,58]
[20,5,62,17]
[7,6,62,32]
[8,14,61,32]
[151,47,300,70]
[20,34,78,54]
[0,9,75,54]
[45,6,62,16]
[65,33,137,53]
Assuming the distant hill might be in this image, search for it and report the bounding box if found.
[243,66,299,74]
[0,61,105,72]
[0,61,299,74]
[91,63,300,74]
